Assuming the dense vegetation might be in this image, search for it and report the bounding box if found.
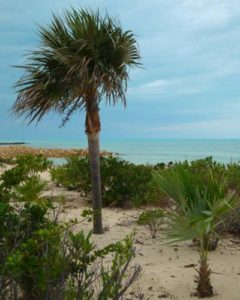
[51,156,240,225]
[50,154,240,298]
[1,154,240,298]
[51,155,165,207]
[0,155,142,299]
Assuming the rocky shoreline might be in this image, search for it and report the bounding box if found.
[0,142,26,145]
[0,145,112,159]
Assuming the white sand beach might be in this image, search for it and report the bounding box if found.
[39,171,240,300]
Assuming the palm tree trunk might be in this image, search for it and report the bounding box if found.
[195,241,213,298]
[85,98,103,234]
[87,132,103,234]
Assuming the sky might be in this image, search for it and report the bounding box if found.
[1,0,240,141]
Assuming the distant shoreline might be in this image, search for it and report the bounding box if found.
[0,145,112,159]
[0,142,27,145]
[0,139,240,164]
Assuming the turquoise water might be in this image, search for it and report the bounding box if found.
[17,139,240,165]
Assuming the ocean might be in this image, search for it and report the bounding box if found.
[23,139,240,165]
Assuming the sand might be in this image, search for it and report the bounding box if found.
[2,168,240,299]
[63,207,240,300]
[40,174,240,300]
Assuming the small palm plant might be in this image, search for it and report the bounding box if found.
[153,167,237,298]
[12,8,140,234]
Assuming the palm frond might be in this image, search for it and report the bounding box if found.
[12,8,140,124]
[153,167,238,243]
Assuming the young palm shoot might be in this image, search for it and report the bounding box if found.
[153,168,237,298]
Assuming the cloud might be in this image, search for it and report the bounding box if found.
[129,79,174,95]
[141,79,172,89]
[143,117,240,138]
[1,0,240,139]
[129,78,200,98]
[180,1,230,28]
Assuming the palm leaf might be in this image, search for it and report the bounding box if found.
[153,167,238,243]
[12,8,140,124]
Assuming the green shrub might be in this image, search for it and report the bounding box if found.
[51,155,163,207]
[0,157,14,165]
[1,165,28,188]
[0,183,12,202]
[5,225,66,299]
[226,162,240,193]
[223,206,240,236]
[15,154,52,175]
[3,222,141,300]
[15,175,47,202]
[51,155,90,193]
[153,167,237,297]
[0,160,142,300]
[153,166,237,246]
[64,233,141,300]
[0,201,50,257]
[0,200,51,299]
[169,157,240,196]
[137,209,164,238]
[51,155,240,211]
[1,154,51,190]
[171,157,225,188]
[100,157,154,207]
[156,157,240,236]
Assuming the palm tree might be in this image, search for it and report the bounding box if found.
[153,167,237,297]
[12,8,140,234]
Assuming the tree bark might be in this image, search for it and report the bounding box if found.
[195,251,213,298]
[85,97,103,234]
[87,132,103,234]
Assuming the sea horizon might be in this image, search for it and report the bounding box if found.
[1,138,240,165]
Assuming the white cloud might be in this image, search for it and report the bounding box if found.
[128,79,173,95]
[129,78,200,98]
[140,79,171,89]
[144,118,240,137]
[175,0,240,32]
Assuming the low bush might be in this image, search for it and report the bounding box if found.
[100,157,154,207]
[171,157,240,197]
[137,209,164,238]
[1,154,51,190]
[5,227,141,300]
[225,162,240,194]
[0,157,14,165]
[153,166,238,298]
[15,154,52,175]
[0,200,51,299]
[0,158,143,300]
[156,157,240,238]
[170,157,225,189]
[1,206,142,299]
[223,206,240,236]
[15,175,47,202]
[51,155,90,194]
[0,154,51,206]
[51,155,164,207]
[51,155,240,210]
